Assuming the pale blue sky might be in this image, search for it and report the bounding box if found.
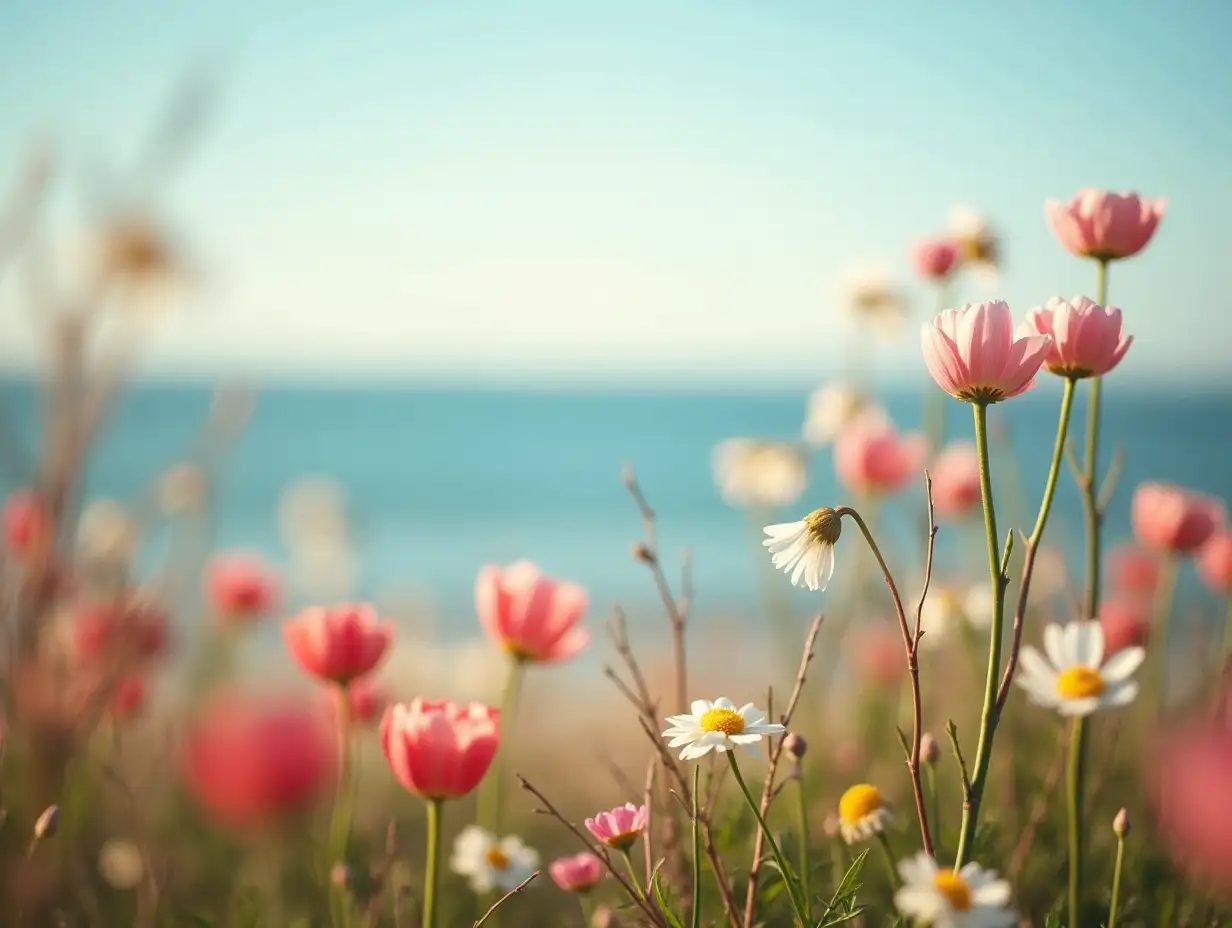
[2,0,1230,385]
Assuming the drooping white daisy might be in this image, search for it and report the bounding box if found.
[662,698,785,761]
[712,438,808,509]
[1015,619,1144,717]
[894,851,1017,928]
[802,382,888,447]
[449,825,539,894]
[837,783,893,843]
[763,508,842,592]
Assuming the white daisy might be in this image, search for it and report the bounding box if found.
[948,206,1001,282]
[837,783,893,844]
[960,583,995,631]
[449,825,539,894]
[762,508,842,592]
[836,265,909,335]
[712,438,807,509]
[894,852,1017,927]
[1015,620,1144,717]
[802,382,888,447]
[662,698,785,761]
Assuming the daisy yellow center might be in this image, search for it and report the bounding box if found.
[838,784,883,824]
[933,869,973,911]
[485,848,510,870]
[1055,665,1105,699]
[699,707,745,736]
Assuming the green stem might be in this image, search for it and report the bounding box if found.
[620,847,647,902]
[1152,554,1179,706]
[478,657,524,833]
[423,799,442,928]
[925,765,940,850]
[875,831,901,889]
[1067,717,1088,928]
[1081,258,1109,622]
[793,768,812,920]
[726,752,809,926]
[329,685,353,928]
[1108,832,1125,928]
[690,763,702,928]
[954,401,1004,867]
[579,894,595,926]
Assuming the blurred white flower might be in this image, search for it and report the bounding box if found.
[158,462,207,516]
[98,839,144,889]
[919,586,965,646]
[291,541,358,600]
[384,636,505,703]
[894,851,1017,927]
[1016,620,1143,717]
[450,826,539,894]
[89,213,188,316]
[712,439,807,509]
[948,206,1001,281]
[961,583,995,631]
[77,500,139,566]
[837,265,908,335]
[802,383,888,447]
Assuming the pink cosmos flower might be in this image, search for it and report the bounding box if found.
[1153,724,1232,885]
[1020,296,1133,379]
[1132,483,1226,555]
[1099,597,1150,655]
[1107,543,1160,597]
[1045,189,1165,262]
[930,442,982,519]
[4,488,48,557]
[475,561,589,663]
[911,238,959,281]
[921,301,1052,404]
[206,552,280,623]
[834,422,926,496]
[380,698,500,800]
[283,604,394,685]
[549,852,604,893]
[180,693,336,830]
[585,802,649,850]
[1199,531,1232,596]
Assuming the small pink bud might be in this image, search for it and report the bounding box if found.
[920,733,940,765]
[1113,807,1131,837]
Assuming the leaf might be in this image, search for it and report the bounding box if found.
[651,868,685,928]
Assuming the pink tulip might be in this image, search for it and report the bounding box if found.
[834,422,926,496]
[1020,296,1133,379]
[1107,543,1160,596]
[931,442,982,518]
[921,300,1052,404]
[549,852,604,892]
[1199,531,1232,596]
[1046,188,1165,262]
[1099,597,1150,655]
[585,802,649,850]
[206,552,280,623]
[1154,724,1232,885]
[475,561,589,663]
[284,604,394,685]
[1132,483,1226,555]
[3,488,48,557]
[180,693,336,830]
[380,698,500,800]
[911,238,959,280]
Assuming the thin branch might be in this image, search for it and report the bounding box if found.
[742,612,825,928]
[1096,443,1125,515]
[946,719,972,798]
[472,871,539,927]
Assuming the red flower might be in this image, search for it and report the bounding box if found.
[283,604,393,685]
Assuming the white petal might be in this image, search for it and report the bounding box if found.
[894,887,943,921]
[1043,623,1066,668]
[971,880,1012,906]
[713,697,736,710]
[1056,696,1099,717]
[690,699,712,716]
[790,550,811,586]
[1071,620,1105,668]
[1017,647,1056,685]
[763,520,805,540]
[1099,680,1139,709]
[1100,647,1145,683]
[816,544,836,590]
[728,733,764,744]
[745,722,786,736]
[667,733,700,747]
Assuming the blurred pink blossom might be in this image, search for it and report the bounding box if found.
[284,604,393,685]
[1046,189,1165,262]
[834,422,926,496]
[549,852,604,892]
[585,802,648,850]
[854,625,904,686]
[475,561,589,663]
[1107,544,1161,597]
[1154,723,1232,885]
[1198,530,1232,596]
[930,442,982,519]
[911,238,959,280]
[3,488,48,557]
[1099,597,1151,655]
[1021,296,1133,379]
[921,301,1051,404]
[1132,482,1225,555]
[206,552,280,623]
[380,698,500,800]
[73,600,169,664]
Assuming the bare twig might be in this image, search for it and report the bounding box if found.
[643,757,657,891]
[472,871,539,927]
[946,719,972,799]
[742,613,825,928]
[1096,443,1125,515]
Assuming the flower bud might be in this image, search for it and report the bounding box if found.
[591,905,618,928]
[34,805,59,841]
[1113,807,1130,838]
[920,732,940,765]
[331,862,352,889]
[783,732,807,761]
[804,507,842,545]
[631,542,656,565]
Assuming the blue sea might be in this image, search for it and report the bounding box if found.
[2,379,1229,635]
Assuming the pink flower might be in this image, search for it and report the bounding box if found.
[380,698,500,800]
[112,676,147,719]
[549,852,604,893]
[73,600,169,664]
[180,693,336,830]
[1020,296,1133,379]
[1154,724,1232,885]
[283,604,394,685]
[206,552,280,623]
[1199,531,1232,596]
[1046,189,1165,262]
[1099,597,1150,655]
[585,802,649,850]
[475,561,589,663]
[854,625,903,686]
[834,422,926,496]
[1132,482,1226,555]
[911,238,959,280]
[931,442,982,519]
[4,488,49,557]
[1107,544,1160,596]
[326,677,388,728]
[921,300,1052,404]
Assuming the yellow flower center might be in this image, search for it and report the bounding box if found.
[933,869,973,910]
[485,848,510,870]
[1055,665,1105,699]
[699,707,745,736]
[838,784,883,824]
